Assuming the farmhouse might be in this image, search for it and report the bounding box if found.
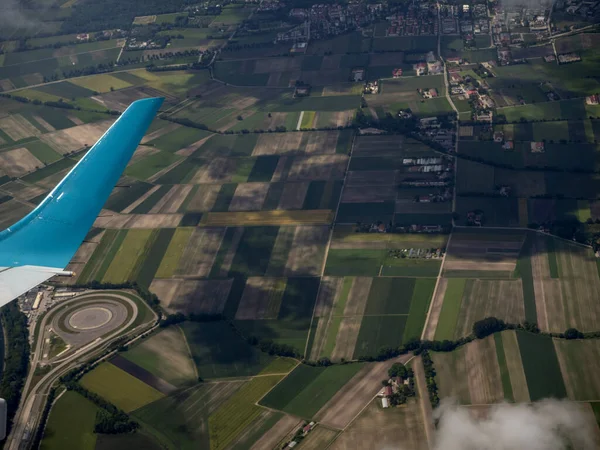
[586,95,600,105]
[558,53,581,64]
[503,140,514,150]
[447,56,463,65]
[392,68,403,78]
[427,61,443,74]
[351,68,365,82]
[494,131,504,142]
[531,141,545,152]
[414,63,427,76]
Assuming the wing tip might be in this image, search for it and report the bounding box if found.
[132,97,165,108]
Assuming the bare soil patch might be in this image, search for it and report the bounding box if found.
[346,170,396,186]
[422,277,447,341]
[309,277,342,360]
[331,317,362,361]
[217,227,244,277]
[235,277,287,320]
[0,114,40,141]
[278,181,310,210]
[303,131,339,155]
[163,279,233,314]
[249,415,302,450]
[316,355,412,430]
[151,185,193,214]
[287,155,347,180]
[41,120,114,154]
[253,133,303,156]
[465,336,504,404]
[344,277,372,316]
[191,157,237,183]
[177,227,226,277]
[186,184,221,212]
[341,185,396,203]
[121,185,161,214]
[228,182,270,211]
[454,279,525,338]
[0,147,43,177]
[284,225,329,276]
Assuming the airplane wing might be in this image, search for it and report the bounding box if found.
[0,97,164,306]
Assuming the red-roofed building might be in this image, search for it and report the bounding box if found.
[393,68,403,78]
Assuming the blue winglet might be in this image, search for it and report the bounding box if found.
[0,97,164,269]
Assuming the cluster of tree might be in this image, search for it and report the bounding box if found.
[246,336,298,357]
[354,316,595,365]
[421,350,439,408]
[147,64,192,72]
[70,281,161,314]
[144,49,200,60]
[64,383,139,434]
[0,302,31,434]
[60,0,198,33]
[159,311,223,327]
[94,409,139,434]
[388,362,412,380]
[223,41,276,52]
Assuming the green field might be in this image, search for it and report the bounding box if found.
[21,157,75,184]
[517,331,566,401]
[380,258,442,277]
[434,278,465,341]
[81,362,164,412]
[209,375,282,450]
[102,229,157,284]
[403,278,436,341]
[125,151,182,180]
[25,141,62,164]
[136,228,176,288]
[123,326,197,386]
[155,227,193,278]
[494,333,514,402]
[78,229,128,283]
[148,128,213,152]
[229,226,280,276]
[181,321,275,379]
[260,363,364,418]
[354,315,408,357]
[131,185,171,214]
[40,391,99,450]
[324,249,386,276]
[104,181,153,212]
[365,277,415,315]
[515,234,537,322]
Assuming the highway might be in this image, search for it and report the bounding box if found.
[5,291,156,450]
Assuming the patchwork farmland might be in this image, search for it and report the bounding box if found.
[5,17,600,450]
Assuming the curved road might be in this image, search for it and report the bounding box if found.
[6,291,154,450]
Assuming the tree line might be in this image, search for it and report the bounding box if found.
[0,302,31,435]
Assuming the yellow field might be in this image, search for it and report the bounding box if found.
[71,74,132,93]
[301,111,316,129]
[155,227,193,278]
[102,229,156,283]
[14,89,62,103]
[200,210,334,227]
[80,362,164,412]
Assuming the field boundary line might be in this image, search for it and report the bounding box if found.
[296,111,304,131]
[1,46,121,68]
[303,131,357,359]
[177,324,199,379]
[420,231,452,340]
[453,225,593,249]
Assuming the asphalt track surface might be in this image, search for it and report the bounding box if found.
[6,291,149,450]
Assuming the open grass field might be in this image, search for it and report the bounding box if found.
[125,151,182,180]
[80,362,164,412]
[200,210,333,227]
[40,391,99,450]
[102,229,157,284]
[517,331,566,401]
[123,326,197,386]
[154,227,193,278]
[209,375,283,450]
[330,398,428,450]
[77,229,127,283]
[434,278,465,341]
[260,363,365,419]
[181,321,275,379]
[432,335,504,405]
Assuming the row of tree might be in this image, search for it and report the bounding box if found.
[64,383,139,434]
[0,302,31,435]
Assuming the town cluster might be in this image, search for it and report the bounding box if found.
[384,3,438,36]
[277,3,385,42]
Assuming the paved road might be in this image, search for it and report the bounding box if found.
[5,291,153,450]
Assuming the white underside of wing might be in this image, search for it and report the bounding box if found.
[0,266,64,307]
